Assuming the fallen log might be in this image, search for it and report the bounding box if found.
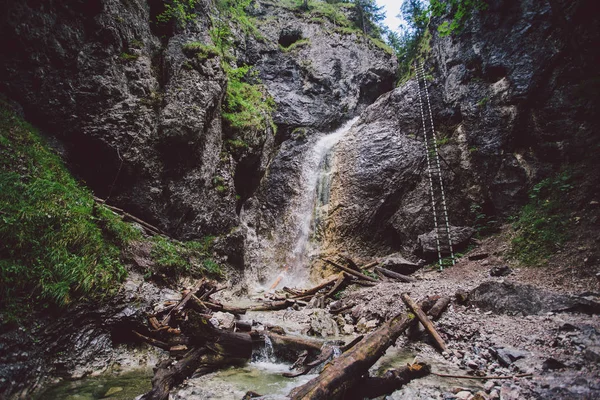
[140,347,209,400]
[323,258,377,282]
[202,300,247,315]
[249,299,306,312]
[338,255,360,271]
[292,275,339,298]
[428,296,451,319]
[329,303,354,315]
[401,293,447,353]
[132,330,170,351]
[289,312,414,400]
[374,267,416,283]
[351,363,431,399]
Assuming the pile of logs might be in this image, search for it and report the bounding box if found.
[132,267,455,400]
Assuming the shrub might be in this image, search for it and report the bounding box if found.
[222,64,275,131]
[510,171,574,265]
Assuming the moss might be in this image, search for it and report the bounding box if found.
[0,101,139,320]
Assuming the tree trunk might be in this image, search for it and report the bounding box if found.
[289,313,414,400]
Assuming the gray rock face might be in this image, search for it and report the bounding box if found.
[417,226,476,257]
[0,0,239,239]
[325,0,599,255]
[244,1,397,132]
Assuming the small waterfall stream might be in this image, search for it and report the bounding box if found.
[275,117,359,288]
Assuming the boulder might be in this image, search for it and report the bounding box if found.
[418,226,476,256]
[469,281,600,315]
[378,253,423,275]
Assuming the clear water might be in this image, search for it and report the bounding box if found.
[35,370,152,400]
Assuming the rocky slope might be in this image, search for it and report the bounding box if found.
[324,0,599,257]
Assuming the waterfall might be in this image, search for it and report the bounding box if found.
[284,117,359,285]
[242,117,358,292]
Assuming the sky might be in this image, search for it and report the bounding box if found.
[377,0,403,34]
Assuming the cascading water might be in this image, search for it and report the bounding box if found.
[242,117,359,292]
[266,117,359,289]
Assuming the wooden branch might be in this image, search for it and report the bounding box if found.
[132,330,170,351]
[266,332,324,353]
[94,196,164,235]
[289,312,414,400]
[360,261,379,271]
[374,267,416,283]
[338,255,360,271]
[351,363,431,399]
[249,299,306,312]
[329,303,354,315]
[326,274,346,298]
[203,301,247,315]
[323,258,377,282]
[140,347,209,400]
[401,293,447,353]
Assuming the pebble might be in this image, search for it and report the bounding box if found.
[455,390,473,400]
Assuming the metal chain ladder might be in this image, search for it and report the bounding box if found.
[415,61,455,270]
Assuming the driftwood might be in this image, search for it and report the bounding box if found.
[326,274,346,298]
[250,299,306,312]
[289,312,416,400]
[374,266,416,283]
[322,258,377,282]
[402,293,447,353]
[329,303,354,315]
[338,255,360,271]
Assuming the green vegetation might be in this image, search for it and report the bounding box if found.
[510,171,574,265]
[182,42,220,59]
[279,38,311,52]
[430,0,487,37]
[222,64,275,131]
[477,96,489,108]
[470,203,497,237]
[386,0,487,82]
[150,236,222,279]
[0,102,140,320]
[435,136,450,146]
[119,52,139,62]
[156,0,199,28]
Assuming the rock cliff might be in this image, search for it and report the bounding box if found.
[0,0,397,244]
[325,0,598,257]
